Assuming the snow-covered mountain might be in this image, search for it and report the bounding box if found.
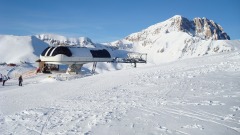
[35,34,95,47]
[125,15,230,41]
[108,15,239,64]
[0,15,239,66]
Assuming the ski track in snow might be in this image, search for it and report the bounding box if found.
[0,52,240,135]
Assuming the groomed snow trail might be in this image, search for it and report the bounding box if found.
[0,52,240,135]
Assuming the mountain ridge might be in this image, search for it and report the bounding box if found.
[35,34,95,47]
[124,15,229,43]
[108,15,238,64]
[0,15,239,65]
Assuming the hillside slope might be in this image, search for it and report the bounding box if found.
[0,35,49,64]
[0,51,240,135]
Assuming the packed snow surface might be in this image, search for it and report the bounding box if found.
[0,51,240,135]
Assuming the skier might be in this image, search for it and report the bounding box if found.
[2,75,8,86]
[18,75,23,86]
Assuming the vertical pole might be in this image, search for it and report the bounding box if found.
[92,62,97,73]
[145,54,147,63]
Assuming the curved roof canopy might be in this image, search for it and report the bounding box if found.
[41,46,111,58]
[41,47,72,57]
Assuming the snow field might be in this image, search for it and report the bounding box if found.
[0,51,240,135]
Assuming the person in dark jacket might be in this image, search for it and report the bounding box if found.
[2,75,7,86]
[18,75,23,86]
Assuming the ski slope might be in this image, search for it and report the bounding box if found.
[0,51,240,135]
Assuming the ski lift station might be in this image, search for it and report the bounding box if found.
[39,46,147,74]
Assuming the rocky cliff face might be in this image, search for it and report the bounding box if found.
[162,15,230,40]
[193,17,230,40]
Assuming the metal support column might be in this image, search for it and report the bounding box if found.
[92,62,97,73]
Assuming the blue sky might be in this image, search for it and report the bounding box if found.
[0,0,239,42]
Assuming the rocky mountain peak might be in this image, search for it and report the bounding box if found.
[168,15,194,33]
[125,15,230,43]
[166,15,230,40]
